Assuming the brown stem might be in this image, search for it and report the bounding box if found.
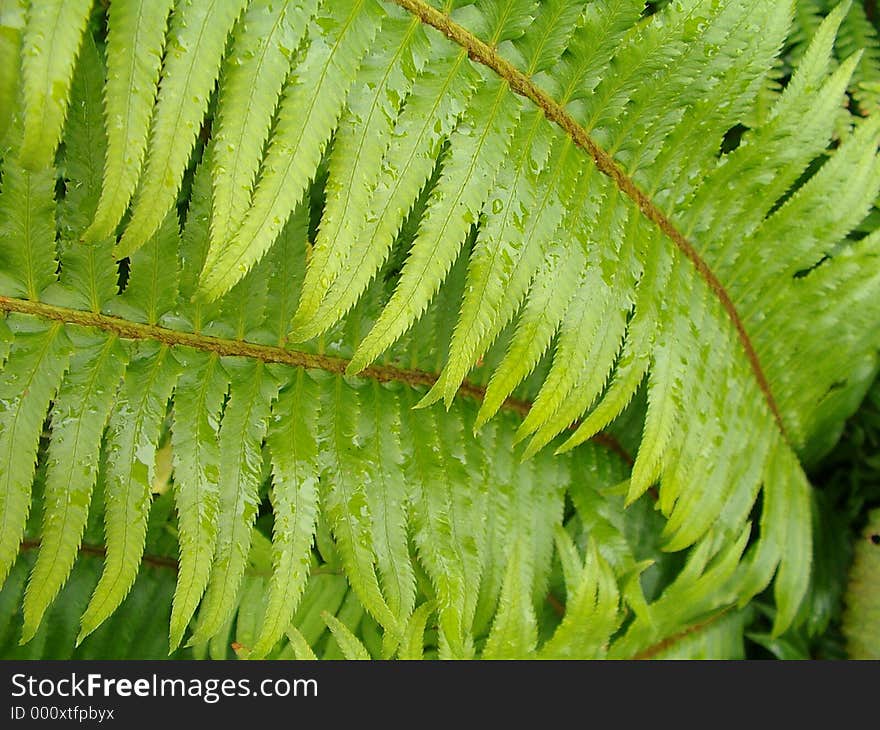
[545,591,566,618]
[19,539,178,571]
[0,295,632,463]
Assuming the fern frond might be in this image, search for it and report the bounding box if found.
[263,202,309,346]
[610,525,753,658]
[4,552,182,660]
[251,368,320,658]
[176,152,221,331]
[0,321,71,584]
[0,150,58,301]
[197,0,386,298]
[399,388,484,658]
[1,0,879,661]
[20,334,126,643]
[323,611,372,660]
[208,0,317,252]
[347,1,560,372]
[51,33,119,314]
[648,608,750,660]
[189,359,277,644]
[398,601,432,659]
[837,1,880,113]
[361,381,416,644]
[420,120,565,409]
[289,573,349,648]
[288,14,482,342]
[474,220,587,428]
[321,586,368,659]
[482,538,539,658]
[18,0,92,169]
[481,427,565,656]
[77,343,179,643]
[285,625,319,660]
[317,373,400,636]
[291,11,427,335]
[111,212,181,326]
[0,315,11,365]
[515,208,633,457]
[115,0,247,258]
[348,72,521,374]
[0,0,26,147]
[83,0,175,242]
[538,531,620,659]
[167,349,226,651]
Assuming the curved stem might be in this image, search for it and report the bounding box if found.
[389,0,789,443]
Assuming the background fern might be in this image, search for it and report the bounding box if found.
[0,0,878,660]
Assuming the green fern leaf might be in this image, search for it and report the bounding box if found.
[475,223,587,429]
[560,230,669,453]
[0,0,26,147]
[290,573,349,647]
[50,33,117,313]
[176,151,222,332]
[322,587,367,659]
[362,381,416,642]
[651,609,750,660]
[837,1,880,112]
[0,322,71,585]
[208,0,317,250]
[482,538,538,658]
[197,0,386,299]
[476,418,565,652]
[289,31,481,343]
[734,440,813,635]
[317,373,400,635]
[111,212,181,326]
[347,76,524,371]
[610,525,752,658]
[322,610,371,660]
[251,368,321,658]
[21,333,127,643]
[190,359,277,645]
[516,229,633,457]
[0,315,12,366]
[285,625,319,660]
[263,202,309,346]
[539,531,620,659]
[115,0,247,258]
[215,251,272,342]
[83,0,175,242]
[420,115,559,408]
[167,349,227,651]
[398,601,432,660]
[18,0,92,169]
[77,343,180,643]
[0,152,58,301]
[0,0,878,663]
[291,11,426,336]
[400,389,487,658]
